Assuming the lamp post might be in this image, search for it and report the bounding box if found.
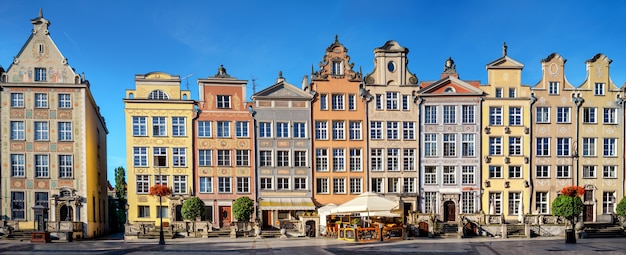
[159,192,165,245]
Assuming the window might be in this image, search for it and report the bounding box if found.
[536,107,550,123]
[133,117,147,136]
[387,178,400,193]
[547,81,559,95]
[387,148,399,171]
[34,121,49,141]
[348,94,356,110]
[320,94,328,110]
[35,93,48,108]
[172,148,186,167]
[443,166,456,184]
[489,137,502,155]
[403,122,415,140]
[350,178,362,194]
[275,122,289,138]
[333,178,346,194]
[58,122,73,141]
[375,94,383,110]
[536,137,550,156]
[604,108,617,124]
[156,206,168,218]
[495,88,503,98]
[462,105,475,124]
[508,192,521,215]
[152,117,167,136]
[259,150,272,167]
[603,165,617,178]
[424,106,437,124]
[443,105,456,124]
[259,122,272,138]
[294,151,307,167]
[370,121,383,139]
[235,150,249,166]
[508,137,522,155]
[387,121,399,139]
[59,155,73,178]
[490,193,502,214]
[59,94,71,108]
[462,166,475,185]
[172,175,187,194]
[489,166,502,178]
[315,149,328,171]
[536,165,550,178]
[218,177,231,193]
[11,192,25,220]
[260,177,273,190]
[424,192,437,213]
[582,138,596,156]
[11,93,24,107]
[332,148,345,172]
[595,82,605,95]
[138,206,150,218]
[171,117,186,136]
[34,67,47,81]
[293,122,306,138]
[35,192,48,208]
[332,61,342,75]
[386,92,399,110]
[34,154,49,178]
[236,121,249,137]
[370,149,383,171]
[509,107,522,126]
[198,150,212,166]
[424,166,437,184]
[555,137,570,156]
[489,107,503,125]
[536,192,549,214]
[136,175,149,193]
[11,154,25,177]
[316,178,329,194]
[276,150,289,167]
[403,177,416,193]
[153,147,168,167]
[198,121,212,137]
[604,138,617,156]
[217,150,231,166]
[603,192,615,214]
[508,88,517,98]
[332,121,345,140]
[557,165,570,178]
[371,178,384,193]
[294,177,307,190]
[583,107,597,123]
[402,95,410,111]
[148,90,169,99]
[237,177,250,193]
[462,192,475,214]
[349,121,361,140]
[349,149,362,172]
[443,134,456,157]
[424,134,437,157]
[583,165,596,178]
[278,177,290,190]
[403,149,416,171]
[155,175,168,186]
[509,166,522,178]
[133,147,148,167]
[556,107,570,123]
[217,95,231,108]
[332,94,344,110]
[315,121,327,140]
[216,121,230,138]
[11,121,25,140]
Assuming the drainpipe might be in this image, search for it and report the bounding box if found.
[192,104,201,196]
[248,105,258,222]
[528,93,537,214]
[415,94,423,212]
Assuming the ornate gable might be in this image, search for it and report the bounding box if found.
[486,43,524,70]
[418,76,483,96]
[311,35,362,82]
[252,72,313,100]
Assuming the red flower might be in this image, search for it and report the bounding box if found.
[149,184,173,197]
[560,185,585,197]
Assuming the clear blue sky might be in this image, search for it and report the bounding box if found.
[1,1,626,183]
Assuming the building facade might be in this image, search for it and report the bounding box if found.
[124,72,195,227]
[417,58,483,221]
[0,10,109,239]
[251,73,316,229]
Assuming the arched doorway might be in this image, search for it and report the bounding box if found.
[443,201,455,222]
[305,220,316,237]
[60,205,73,221]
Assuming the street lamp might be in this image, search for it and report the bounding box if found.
[159,191,165,245]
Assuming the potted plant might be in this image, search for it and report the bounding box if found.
[552,185,584,244]
[351,218,360,228]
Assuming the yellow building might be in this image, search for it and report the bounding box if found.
[481,44,532,222]
[124,72,195,228]
[0,10,109,239]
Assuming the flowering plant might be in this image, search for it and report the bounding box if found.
[149,184,172,197]
[560,186,585,197]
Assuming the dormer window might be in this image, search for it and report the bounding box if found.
[148,90,169,100]
[332,61,342,75]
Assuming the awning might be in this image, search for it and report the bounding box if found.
[259,197,316,210]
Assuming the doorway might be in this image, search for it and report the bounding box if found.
[583,205,594,222]
[262,210,272,229]
[417,222,429,237]
[219,206,232,227]
[444,201,456,222]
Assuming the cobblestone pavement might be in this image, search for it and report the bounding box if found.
[1,235,626,255]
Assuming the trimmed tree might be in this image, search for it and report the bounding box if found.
[114,166,127,199]
[552,185,584,243]
[233,197,254,222]
[616,197,626,225]
[182,197,205,221]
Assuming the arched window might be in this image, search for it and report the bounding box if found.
[148,90,169,100]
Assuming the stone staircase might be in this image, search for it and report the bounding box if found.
[439,223,459,237]
[1,230,32,241]
[506,224,526,238]
[582,223,625,238]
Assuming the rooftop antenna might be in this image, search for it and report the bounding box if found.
[181,73,193,90]
[251,76,257,95]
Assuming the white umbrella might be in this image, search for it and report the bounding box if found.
[330,192,398,214]
[518,193,524,223]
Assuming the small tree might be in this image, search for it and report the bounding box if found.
[114,166,127,199]
[182,197,205,221]
[233,197,254,222]
[552,185,584,243]
[616,197,626,222]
